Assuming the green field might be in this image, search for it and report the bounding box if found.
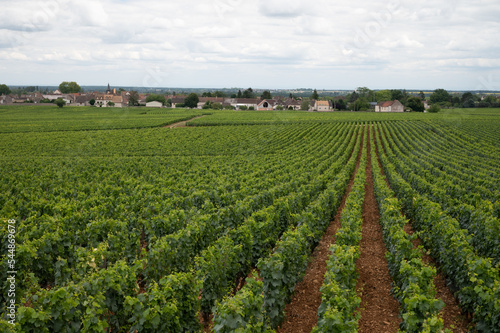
[0,106,499,331]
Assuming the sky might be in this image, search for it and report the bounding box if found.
[0,0,499,90]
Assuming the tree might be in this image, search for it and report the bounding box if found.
[128,91,139,106]
[311,89,319,100]
[237,90,242,98]
[430,89,451,104]
[333,98,347,110]
[184,93,199,108]
[146,94,166,105]
[406,96,425,112]
[357,87,374,101]
[352,98,370,111]
[375,90,392,102]
[261,90,272,99]
[418,91,425,100]
[428,104,440,113]
[202,101,212,109]
[107,101,115,107]
[0,84,11,96]
[214,91,226,98]
[89,99,95,106]
[461,92,474,103]
[58,81,81,94]
[212,102,223,110]
[242,88,254,99]
[463,99,475,108]
[390,89,403,101]
[202,92,213,97]
[300,100,311,111]
[347,91,359,103]
[55,98,66,108]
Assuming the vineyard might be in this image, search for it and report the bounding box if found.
[0,106,499,332]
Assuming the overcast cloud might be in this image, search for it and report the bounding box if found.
[0,0,499,90]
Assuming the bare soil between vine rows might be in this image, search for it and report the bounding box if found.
[373,126,472,332]
[277,128,364,333]
[164,115,206,128]
[356,131,400,332]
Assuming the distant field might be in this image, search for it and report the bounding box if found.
[0,105,202,133]
[0,105,499,331]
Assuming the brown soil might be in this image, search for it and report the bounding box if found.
[373,126,472,332]
[357,130,401,333]
[164,115,206,128]
[277,127,365,333]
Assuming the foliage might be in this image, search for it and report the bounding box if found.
[128,91,139,106]
[0,84,11,95]
[242,88,255,99]
[351,98,370,111]
[213,273,273,333]
[427,104,440,113]
[184,93,199,108]
[430,89,451,104]
[89,99,95,106]
[0,107,499,331]
[146,94,166,105]
[261,91,272,100]
[311,89,319,100]
[58,82,81,94]
[55,98,66,108]
[406,96,425,112]
[376,89,392,102]
[300,99,310,111]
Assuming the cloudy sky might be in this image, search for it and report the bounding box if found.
[1,0,499,90]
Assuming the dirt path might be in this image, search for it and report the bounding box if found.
[277,128,364,333]
[164,115,206,128]
[372,126,472,332]
[357,130,401,333]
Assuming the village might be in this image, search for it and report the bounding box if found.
[0,82,424,112]
[1,83,498,112]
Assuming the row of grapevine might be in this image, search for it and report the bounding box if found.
[1,122,365,331]
[312,128,367,332]
[375,124,500,331]
[212,126,364,331]
[378,122,500,263]
[369,128,445,332]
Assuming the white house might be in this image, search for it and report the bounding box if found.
[314,100,333,111]
[226,98,260,110]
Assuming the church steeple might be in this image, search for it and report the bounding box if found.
[106,83,111,94]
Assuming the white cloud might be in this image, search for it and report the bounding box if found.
[0,0,499,90]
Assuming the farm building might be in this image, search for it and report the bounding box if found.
[375,100,404,112]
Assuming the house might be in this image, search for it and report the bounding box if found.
[95,93,123,107]
[258,99,279,110]
[283,98,301,110]
[226,98,261,110]
[74,94,95,106]
[314,100,333,111]
[375,100,404,112]
[146,101,163,108]
[197,97,224,109]
[0,95,13,104]
[171,97,186,108]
